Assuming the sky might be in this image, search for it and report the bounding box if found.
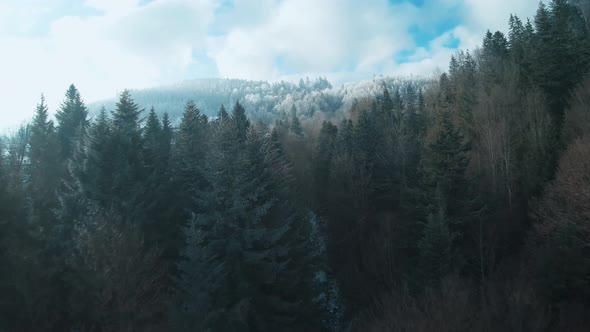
[0,0,539,129]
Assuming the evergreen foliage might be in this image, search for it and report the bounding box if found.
[2,5,590,330]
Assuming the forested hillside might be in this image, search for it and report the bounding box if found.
[1,1,590,331]
[87,76,426,125]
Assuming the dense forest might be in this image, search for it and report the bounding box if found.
[87,76,425,125]
[1,1,590,331]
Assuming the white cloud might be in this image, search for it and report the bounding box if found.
[0,1,51,36]
[208,0,418,81]
[84,0,140,14]
[208,0,538,85]
[385,0,539,79]
[0,0,217,129]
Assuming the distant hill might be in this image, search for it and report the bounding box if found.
[88,76,429,125]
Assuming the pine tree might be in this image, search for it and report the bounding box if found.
[377,84,393,121]
[27,95,61,224]
[58,107,113,240]
[480,30,509,89]
[416,88,427,135]
[419,210,455,286]
[175,101,209,206]
[176,112,318,331]
[55,84,88,160]
[508,14,526,63]
[290,113,304,137]
[25,95,65,328]
[109,90,145,219]
[405,84,418,132]
[231,101,250,142]
[355,110,378,164]
[143,107,162,173]
[392,88,404,116]
[542,0,590,125]
[161,112,173,167]
[84,107,114,206]
[492,31,509,58]
[141,107,167,245]
[217,104,229,122]
[336,119,354,156]
[421,109,471,225]
[313,121,338,209]
[0,128,31,330]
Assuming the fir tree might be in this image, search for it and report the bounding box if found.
[419,210,455,285]
[84,107,114,206]
[27,95,61,224]
[231,101,250,142]
[290,113,304,137]
[176,112,318,331]
[109,90,145,220]
[25,95,65,327]
[175,101,209,204]
[313,121,338,208]
[421,109,472,226]
[55,84,88,160]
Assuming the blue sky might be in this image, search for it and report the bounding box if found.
[0,0,538,128]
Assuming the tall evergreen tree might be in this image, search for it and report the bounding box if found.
[161,112,173,169]
[109,90,145,220]
[420,109,472,227]
[175,100,209,207]
[58,107,113,244]
[231,101,250,142]
[141,107,170,247]
[55,84,88,160]
[25,95,65,328]
[290,113,304,137]
[143,107,162,173]
[27,95,61,224]
[176,111,318,331]
[84,107,114,206]
[377,84,393,121]
[508,14,526,63]
[218,104,229,122]
[312,121,338,213]
[419,210,455,286]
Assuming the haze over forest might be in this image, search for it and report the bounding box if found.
[1,0,590,331]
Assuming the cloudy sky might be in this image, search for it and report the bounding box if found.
[0,0,538,129]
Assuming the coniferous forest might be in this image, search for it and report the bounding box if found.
[1,1,590,331]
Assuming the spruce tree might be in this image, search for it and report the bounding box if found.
[355,110,378,164]
[377,84,393,121]
[290,113,304,137]
[175,100,209,207]
[418,210,455,286]
[508,14,526,63]
[27,95,61,224]
[143,107,162,173]
[176,109,318,331]
[141,107,167,245]
[161,112,173,164]
[231,101,250,142]
[25,95,65,328]
[313,121,338,209]
[109,90,145,220]
[55,84,88,160]
[84,107,114,206]
[218,104,229,122]
[420,109,472,229]
[58,107,113,240]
